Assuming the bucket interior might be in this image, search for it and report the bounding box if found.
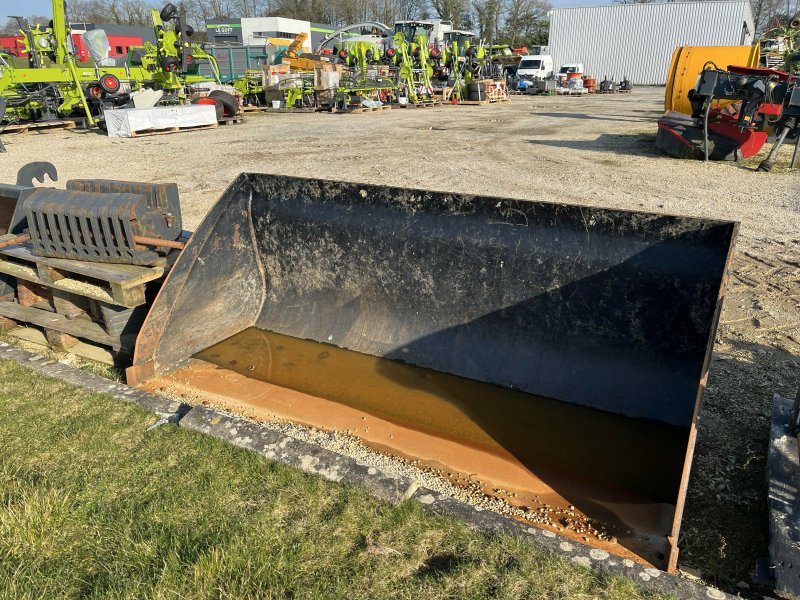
[131,174,738,570]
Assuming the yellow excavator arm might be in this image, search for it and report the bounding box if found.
[284,32,308,59]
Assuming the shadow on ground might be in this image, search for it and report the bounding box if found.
[527,133,662,157]
[532,112,661,123]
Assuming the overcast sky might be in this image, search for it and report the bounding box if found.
[11,0,613,21]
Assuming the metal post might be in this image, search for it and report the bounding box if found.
[758,122,792,171]
[791,132,800,169]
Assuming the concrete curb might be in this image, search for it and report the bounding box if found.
[0,342,732,599]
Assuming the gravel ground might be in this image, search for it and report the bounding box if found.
[1,86,798,594]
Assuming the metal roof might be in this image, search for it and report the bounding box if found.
[548,1,755,85]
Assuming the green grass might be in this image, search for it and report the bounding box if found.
[0,360,670,599]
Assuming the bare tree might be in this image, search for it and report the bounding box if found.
[503,0,548,46]
[1,15,52,35]
[430,0,469,26]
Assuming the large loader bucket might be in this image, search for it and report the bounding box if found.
[129,174,737,572]
[665,45,760,115]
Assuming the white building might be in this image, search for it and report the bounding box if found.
[548,1,755,85]
[206,17,318,51]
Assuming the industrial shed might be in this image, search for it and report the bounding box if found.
[548,1,755,85]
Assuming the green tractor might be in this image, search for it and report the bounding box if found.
[0,0,220,126]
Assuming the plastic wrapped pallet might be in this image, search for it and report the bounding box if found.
[104,105,217,138]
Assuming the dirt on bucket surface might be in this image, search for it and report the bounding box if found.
[2,87,798,592]
[144,327,683,568]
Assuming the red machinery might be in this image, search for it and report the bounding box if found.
[0,32,143,62]
[657,65,798,162]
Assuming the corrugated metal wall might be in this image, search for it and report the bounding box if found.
[548,1,755,85]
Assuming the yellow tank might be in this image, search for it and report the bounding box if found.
[665,45,761,114]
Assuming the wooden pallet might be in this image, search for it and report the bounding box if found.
[129,122,218,138]
[0,274,143,365]
[0,236,185,364]
[0,237,168,308]
[218,115,247,125]
[3,324,118,365]
[1,119,81,134]
[242,106,318,113]
[398,101,439,108]
[0,301,134,351]
[332,105,392,114]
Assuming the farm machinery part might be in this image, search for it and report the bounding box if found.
[392,29,435,103]
[0,0,220,126]
[657,65,795,161]
[315,22,393,55]
[127,173,736,574]
[0,162,58,236]
[759,18,799,71]
[1,167,184,266]
[664,45,761,115]
[233,71,314,109]
[333,41,398,107]
[485,44,523,80]
[232,70,267,106]
[757,75,800,171]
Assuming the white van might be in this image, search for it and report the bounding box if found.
[558,63,585,76]
[517,54,554,80]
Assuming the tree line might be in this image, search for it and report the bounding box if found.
[1,0,550,48]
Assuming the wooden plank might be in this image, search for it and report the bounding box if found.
[337,105,392,114]
[7,326,115,365]
[109,282,146,307]
[0,253,153,308]
[218,116,247,125]
[0,301,123,349]
[2,120,78,134]
[130,123,218,138]
[768,392,800,599]
[0,257,118,306]
[0,244,164,285]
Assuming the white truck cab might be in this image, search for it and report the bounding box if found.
[517,54,554,80]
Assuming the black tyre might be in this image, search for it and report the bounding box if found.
[192,97,224,120]
[208,90,238,117]
[160,56,179,72]
[86,84,103,99]
[160,3,177,21]
[467,82,486,93]
[175,21,194,37]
